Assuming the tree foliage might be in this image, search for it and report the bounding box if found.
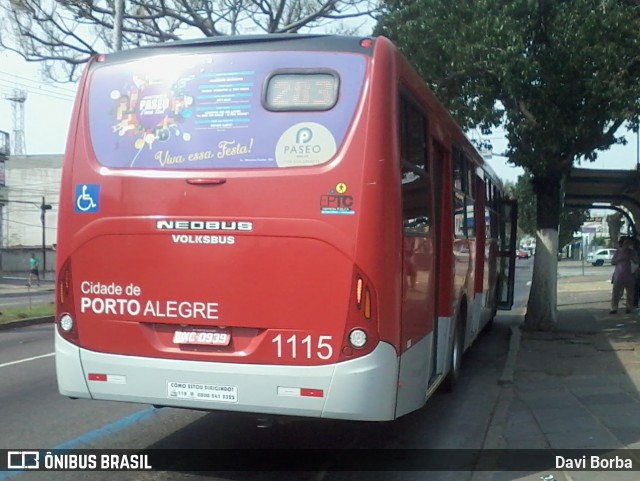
[376,0,640,330]
[0,0,379,81]
[377,0,640,176]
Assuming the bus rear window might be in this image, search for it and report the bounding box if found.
[265,72,338,111]
[87,51,366,170]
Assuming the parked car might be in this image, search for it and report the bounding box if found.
[517,249,531,259]
[586,248,616,266]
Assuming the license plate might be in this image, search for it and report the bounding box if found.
[172,329,231,346]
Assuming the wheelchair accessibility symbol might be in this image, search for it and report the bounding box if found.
[75,184,100,213]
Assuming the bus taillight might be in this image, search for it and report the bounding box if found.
[340,269,379,360]
[356,276,364,306]
[58,261,71,305]
[364,287,372,319]
[56,259,79,344]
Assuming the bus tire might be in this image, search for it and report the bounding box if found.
[483,295,499,333]
[443,317,463,392]
[482,318,494,334]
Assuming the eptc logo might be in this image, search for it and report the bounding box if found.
[320,183,354,215]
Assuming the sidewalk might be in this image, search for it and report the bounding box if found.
[0,276,55,330]
[480,261,640,480]
[0,277,55,295]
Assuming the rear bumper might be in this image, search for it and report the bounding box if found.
[55,330,400,421]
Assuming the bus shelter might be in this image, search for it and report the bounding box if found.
[564,167,640,236]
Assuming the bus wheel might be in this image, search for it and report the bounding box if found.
[484,297,499,333]
[443,317,463,392]
[482,310,496,333]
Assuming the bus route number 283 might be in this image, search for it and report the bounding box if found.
[271,334,333,360]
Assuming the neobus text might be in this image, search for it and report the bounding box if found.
[156,220,253,231]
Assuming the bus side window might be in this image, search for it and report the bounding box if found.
[485,179,500,240]
[453,149,466,238]
[465,162,476,238]
[452,149,476,238]
[400,96,431,236]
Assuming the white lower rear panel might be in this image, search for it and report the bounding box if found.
[56,330,400,421]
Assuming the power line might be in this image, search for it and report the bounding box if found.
[0,71,77,94]
[0,75,75,101]
[0,80,74,102]
[10,186,59,190]
[10,185,61,192]
[0,83,73,103]
[6,219,56,230]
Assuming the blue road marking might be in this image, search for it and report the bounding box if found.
[0,407,157,480]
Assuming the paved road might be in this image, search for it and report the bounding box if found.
[0,264,533,481]
[557,258,614,278]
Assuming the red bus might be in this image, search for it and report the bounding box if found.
[55,35,517,421]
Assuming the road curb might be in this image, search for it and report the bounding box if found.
[471,386,515,480]
[485,322,522,448]
[0,288,55,298]
[470,319,523,480]
[0,316,54,331]
[499,324,521,385]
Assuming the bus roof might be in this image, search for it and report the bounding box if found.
[100,34,376,63]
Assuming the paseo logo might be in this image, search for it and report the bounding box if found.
[275,122,337,167]
[138,94,170,117]
[284,127,322,155]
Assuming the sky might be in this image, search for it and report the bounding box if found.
[1,49,639,185]
[0,50,77,157]
[484,129,640,185]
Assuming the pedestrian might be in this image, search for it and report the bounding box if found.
[404,236,418,291]
[634,237,640,308]
[610,237,638,314]
[28,253,40,287]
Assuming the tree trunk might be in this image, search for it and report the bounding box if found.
[523,174,562,331]
[607,213,623,248]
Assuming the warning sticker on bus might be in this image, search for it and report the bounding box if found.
[167,381,238,403]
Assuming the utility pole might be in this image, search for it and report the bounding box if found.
[3,198,52,277]
[4,89,27,155]
[40,197,52,279]
[114,0,124,51]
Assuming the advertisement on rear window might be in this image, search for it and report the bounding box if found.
[88,51,366,169]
